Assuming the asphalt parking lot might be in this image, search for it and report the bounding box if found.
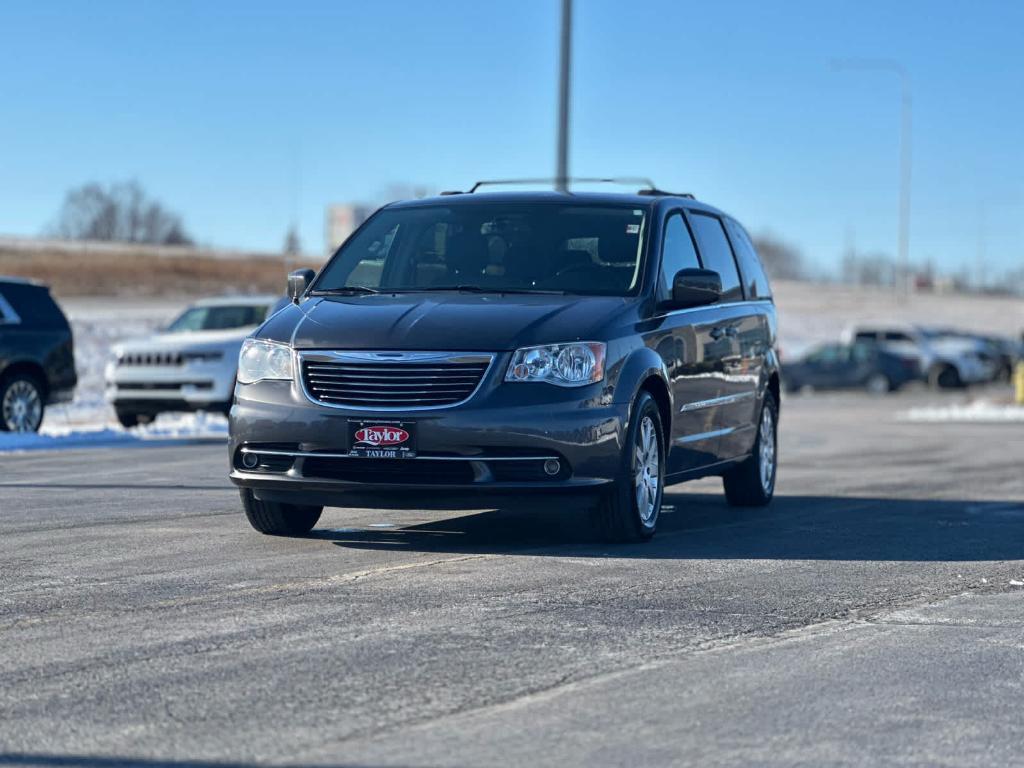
[1,390,1022,767]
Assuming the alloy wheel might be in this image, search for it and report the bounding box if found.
[634,415,660,524]
[759,403,776,494]
[2,379,43,432]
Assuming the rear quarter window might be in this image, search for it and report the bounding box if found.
[724,218,772,300]
[2,285,68,330]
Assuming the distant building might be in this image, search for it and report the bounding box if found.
[325,204,373,254]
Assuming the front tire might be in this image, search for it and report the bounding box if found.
[723,390,778,507]
[240,488,323,536]
[0,374,45,433]
[116,409,140,429]
[597,391,664,542]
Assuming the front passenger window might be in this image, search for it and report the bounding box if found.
[688,213,743,301]
[659,213,701,300]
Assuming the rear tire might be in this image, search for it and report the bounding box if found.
[723,390,778,507]
[240,488,323,536]
[0,374,45,433]
[928,364,962,390]
[596,391,664,542]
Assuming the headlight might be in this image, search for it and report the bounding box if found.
[506,342,606,387]
[237,339,294,384]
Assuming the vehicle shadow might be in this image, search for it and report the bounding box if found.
[0,483,227,491]
[312,490,1024,562]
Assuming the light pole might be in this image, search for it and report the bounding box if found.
[831,58,912,297]
[555,0,572,192]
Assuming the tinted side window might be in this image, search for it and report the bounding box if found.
[687,213,743,301]
[851,344,873,363]
[659,213,701,299]
[808,344,843,364]
[724,218,772,300]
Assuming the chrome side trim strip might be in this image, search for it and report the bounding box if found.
[652,299,773,321]
[295,350,496,412]
[678,391,755,413]
[239,447,558,462]
[673,426,735,445]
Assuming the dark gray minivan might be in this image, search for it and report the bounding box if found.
[229,186,780,541]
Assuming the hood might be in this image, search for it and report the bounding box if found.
[261,294,634,351]
[114,326,256,355]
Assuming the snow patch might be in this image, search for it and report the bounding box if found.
[901,400,1024,423]
[1,413,228,454]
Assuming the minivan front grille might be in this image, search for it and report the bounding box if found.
[299,352,493,409]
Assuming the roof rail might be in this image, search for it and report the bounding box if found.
[637,189,696,199]
[439,178,696,198]
[438,177,666,195]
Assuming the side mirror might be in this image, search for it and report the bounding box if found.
[668,268,722,309]
[287,269,316,303]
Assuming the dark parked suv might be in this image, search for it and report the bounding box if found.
[229,184,780,541]
[0,278,77,432]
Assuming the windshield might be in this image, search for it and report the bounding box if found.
[167,304,269,332]
[313,203,649,296]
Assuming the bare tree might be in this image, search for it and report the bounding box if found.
[842,251,896,287]
[751,233,806,281]
[52,181,194,245]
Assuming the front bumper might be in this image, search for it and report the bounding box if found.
[229,370,627,507]
[47,386,76,406]
[105,358,236,411]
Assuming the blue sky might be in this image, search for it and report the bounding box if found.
[1,0,1021,278]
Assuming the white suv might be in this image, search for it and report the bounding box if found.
[843,324,995,389]
[105,295,285,427]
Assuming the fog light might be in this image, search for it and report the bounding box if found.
[543,459,561,476]
[241,452,259,469]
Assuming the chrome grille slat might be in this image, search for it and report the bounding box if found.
[306,369,484,376]
[305,369,485,376]
[299,351,494,410]
[306,376,481,386]
[313,390,471,397]
[313,399,454,405]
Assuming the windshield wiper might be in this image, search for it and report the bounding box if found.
[408,285,566,295]
[310,285,380,296]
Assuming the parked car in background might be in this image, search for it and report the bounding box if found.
[0,277,77,433]
[229,186,782,542]
[783,341,919,394]
[843,323,994,389]
[933,330,1021,383]
[105,295,286,427]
